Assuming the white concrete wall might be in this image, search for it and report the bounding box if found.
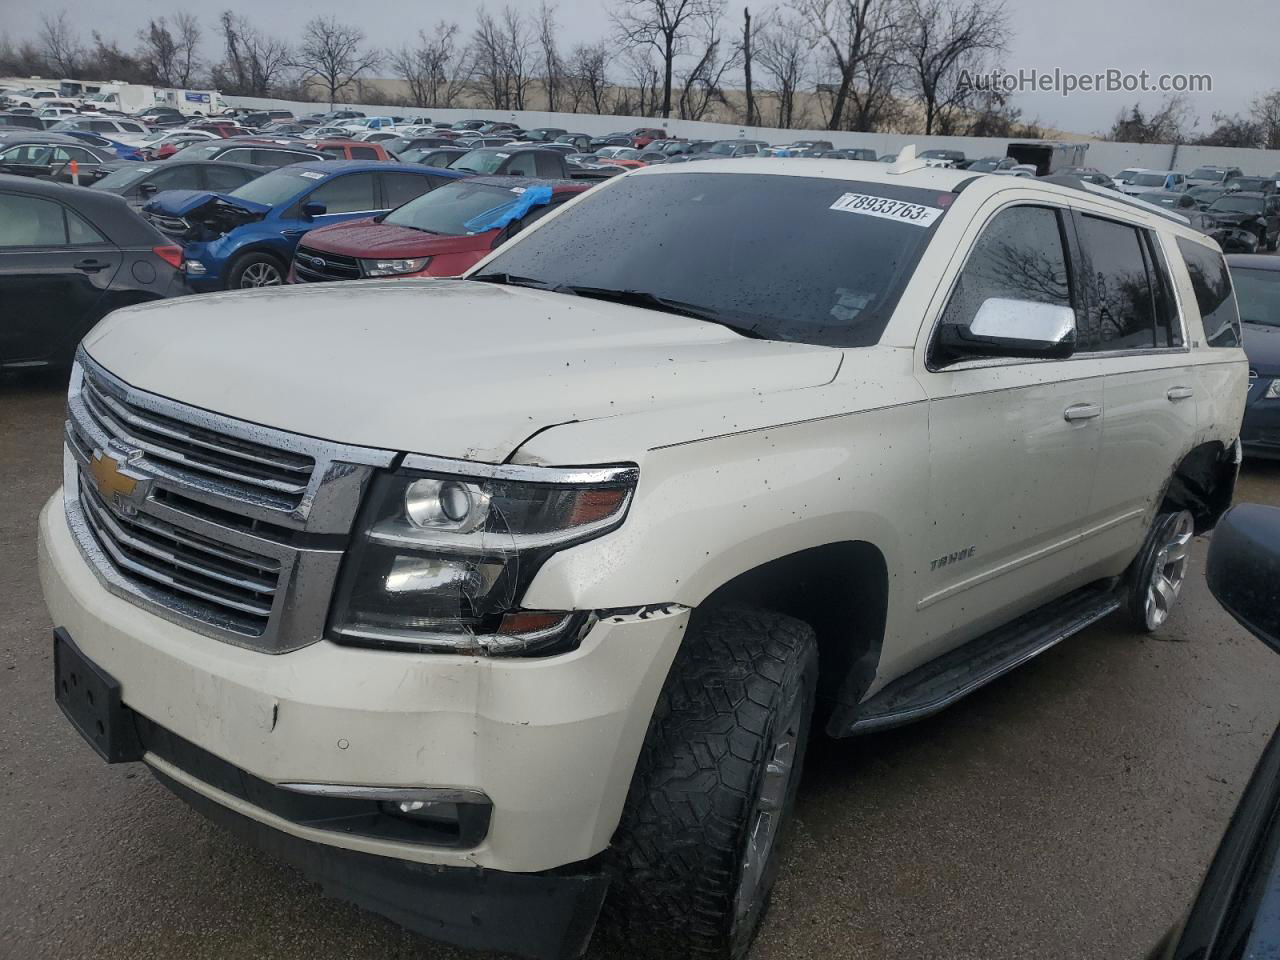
[225,94,1280,176]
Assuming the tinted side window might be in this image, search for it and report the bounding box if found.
[147,165,202,191]
[66,208,106,244]
[0,194,68,245]
[506,153,537,177]
[381,172,433,209]
[1076,214,1158,351]
[219,148,254,164]
[533,152,561,177]
[350,146,379,160]
[1176,237,1240,347]
[937,205,1073,340]
[203,166,255,192]
[1143,234,1182,348]
[252,149,312,168]
[307,173,377,213]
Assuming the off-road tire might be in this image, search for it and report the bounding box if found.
[1125,509,1195,633]
[225,251,286,290]
[601,605,819,960]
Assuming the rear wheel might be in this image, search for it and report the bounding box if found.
[603,606,819,959]
[1126,510,1195,632]
[226,252,285,290]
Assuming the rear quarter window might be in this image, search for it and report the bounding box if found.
[1176,237,1241,347]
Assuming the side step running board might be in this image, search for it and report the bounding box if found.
[843,582,1122,735]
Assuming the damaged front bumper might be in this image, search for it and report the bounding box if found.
[38,491,690,955]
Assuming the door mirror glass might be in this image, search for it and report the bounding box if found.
[302,201,327,218]
[138,182,158,196]
[1206,503,1280,652]
[939,298,1076,361]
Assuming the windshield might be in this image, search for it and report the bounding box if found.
[474,172,949,347]
[90,165,149,190]
[1190,168,1225,179]
[1229,178,1268,190]
[1133,173,1172,186]
[451,149,509,174]
[1233,268,1280,326]
[968,158,1001,172]
[707,141,738,155]
[227,168,316,206]
[1210,196,1264,214]
[385,180,530,235]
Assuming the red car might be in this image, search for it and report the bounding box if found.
[630,127,667,148]
[289,176,590,282]
[304,139,395,161]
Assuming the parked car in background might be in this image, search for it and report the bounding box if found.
[1188,185,1229,208]
[1113,167,1147,190]
[308,139,395,161]
[1225,255,1280,458]
[291,176,591,283]
[92,159,266,210]
[627,127,667,148]
[1226,175,1277,195]
[918,148,967,167]
[451,146,591,179]
[400,146,470,168]
[1142,189,1200,211]
[589,133,636,151]
[1187,165,1243,188]
[384,136,457,154]
[256,122,315,137]
[1206,192,1280,250]
[49,115,151,146]
[522,127,568,143]
[169,138,325,168]
[0,112,45,132]
[593,146,646,167]
[819,147,878,161]
[0,174,187,369]
[1060,167,1116,189]
[0,140,116,182]
[143,160,466,290]
[967,156,1015,173]
[185,120,243,138]
[554,133,594,152]
[0,87,59,109]
[687,139,770,160]
[1121,170,1186,196]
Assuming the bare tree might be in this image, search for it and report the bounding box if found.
[469,6,533,111]
[138,19,179,86]
[294,17,381,107]
[1105,95,1192,144]
[38,11,83,76]
[566,42,610,113]
[1252,90,1280,150]
[897,0,1009,135]
[740,7,758,126]
[612,0,725,118]
[213,12,292,97]
[537,2,564,111]
[793,0,897,131]
[391,23,467,108]
[173,12,202,86]
[755,14,811,128]
[678,12,739,120]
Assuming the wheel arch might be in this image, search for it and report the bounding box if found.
[1160,439,1240,535]
[697,540,890,734]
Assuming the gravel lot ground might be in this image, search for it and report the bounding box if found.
[3,370,1280,960]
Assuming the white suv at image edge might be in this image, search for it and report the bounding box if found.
[38,153,1247,960]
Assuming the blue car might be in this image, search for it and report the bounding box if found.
[60,130,145,161]
[143,160,468,291]
[1227,254,1280,457]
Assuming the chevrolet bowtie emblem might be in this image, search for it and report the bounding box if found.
[90,451,138,502]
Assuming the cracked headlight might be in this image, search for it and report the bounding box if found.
[1266,379,1280,400]
[328,459,638,656]
[361,257,430,277]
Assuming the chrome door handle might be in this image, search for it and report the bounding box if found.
[1064,403,1101,422]
[1167,386,1194,401]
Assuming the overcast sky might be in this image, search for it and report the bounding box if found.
[1,0,1271,135]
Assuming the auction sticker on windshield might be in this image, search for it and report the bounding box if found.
[829,192,943,227]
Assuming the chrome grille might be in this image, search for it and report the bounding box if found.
[79,364,314,510]
[79,477,278,636]
[293,245,362,283]
[64,351,398,652]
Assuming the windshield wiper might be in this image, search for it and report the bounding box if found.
[469,272,559,290]
[559,286,766,339]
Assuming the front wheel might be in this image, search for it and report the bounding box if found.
[603,606,819,959]
[226,251,285,290]
[1125,510,1195,632]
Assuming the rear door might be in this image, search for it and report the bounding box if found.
[916,202,1104,657]
[1070,212,1199,580]
[0,143,53,177]
[0,192,122,367]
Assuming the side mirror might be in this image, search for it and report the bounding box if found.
[139,182,158,196]
[936,298,1076,363]
[302,201,327,219]
[1206,504,1280,652]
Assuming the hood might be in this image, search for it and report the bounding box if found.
[1243,320,1280,375]
[1208,210,1264,226]
[145,189,271,218]
[302,219,492,258]
[82,279,843,463]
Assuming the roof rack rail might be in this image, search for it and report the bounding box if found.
[1040,174,1191,226]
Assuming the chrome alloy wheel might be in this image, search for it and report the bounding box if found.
[240,261,283,287]
[733,684,804,933]
[1146,510,1194,630]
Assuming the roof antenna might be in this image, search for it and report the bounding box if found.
[888,144,927,175]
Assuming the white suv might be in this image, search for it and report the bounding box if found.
[39,151,1247,960]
